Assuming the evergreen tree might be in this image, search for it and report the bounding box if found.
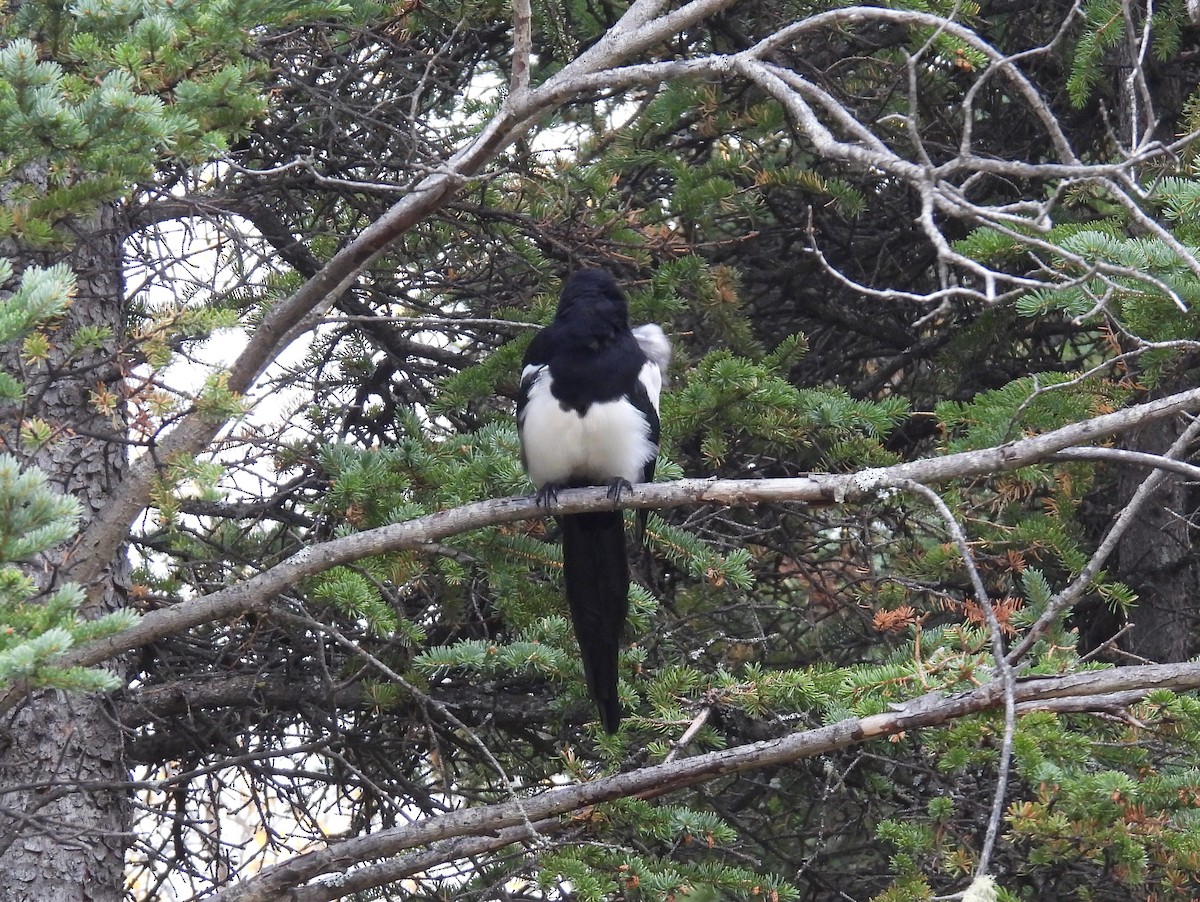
[4,0,1200,899]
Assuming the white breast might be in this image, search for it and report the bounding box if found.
[519,363,660,489]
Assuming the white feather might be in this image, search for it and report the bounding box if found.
[632,324,672,384]
[637,357,662,410]
[519,364,659,489]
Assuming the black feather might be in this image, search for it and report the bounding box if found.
[516,269,665,733]
[561,510,629,734]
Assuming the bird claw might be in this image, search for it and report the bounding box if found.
[536,480,632,507]
[535,483,562,507]
[606,478,633,502]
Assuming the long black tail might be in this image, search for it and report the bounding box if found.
[561,510,629,733]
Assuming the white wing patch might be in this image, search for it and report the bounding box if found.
[518,365,658,489]
[632,324,671,383]
[637,358,662,410]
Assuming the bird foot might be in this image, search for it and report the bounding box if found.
[606,478,634,502]
[535,483,563,507]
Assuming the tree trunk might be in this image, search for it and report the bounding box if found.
[1096,16,1200,665]
[1116,413,1200,664]
[0,203,130,899]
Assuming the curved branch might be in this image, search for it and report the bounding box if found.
[211,662,1200,902]
[894,479,1015,878]
[66,0,743,590]
[7,382,1198,718]
[1050,446,1200,480]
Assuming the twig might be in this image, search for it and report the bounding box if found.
[892,480,1014,879]
[320,314,541,332]
[1009,413,1200,663]
[210,661,1200,902]
[1078,622,1137,663]
[664,706,712,763]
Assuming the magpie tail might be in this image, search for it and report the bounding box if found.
[561,510,629,733]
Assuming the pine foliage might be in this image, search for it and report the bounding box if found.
[8,0,1200,898]
[0,455,135,690]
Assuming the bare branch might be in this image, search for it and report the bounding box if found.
[288,817,567,902]
[893,480,1015,879]
[7,383,1198,718]
[1051,446,1200,481]
[211,662,1200,902]
[744,7,1079,163]
[508,0,532,97]
[1009,413,1200,662]
[663,706,714,764]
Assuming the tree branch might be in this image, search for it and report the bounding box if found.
[288,817,568,902]
[66,0,743,590]
[8,383,1199,717]
[1008,412,1200,662]
[894,480,1015,879]
[210,662,1200,902]
[508,0,532,97]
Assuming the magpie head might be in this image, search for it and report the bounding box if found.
[556,269,629,328]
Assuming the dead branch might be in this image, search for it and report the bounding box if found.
[211,662,1200,902]
[10,381,1198,720]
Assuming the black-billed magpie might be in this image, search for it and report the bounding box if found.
[516,269,670,733]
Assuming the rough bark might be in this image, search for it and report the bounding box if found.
[1116,413,1200,663]
[0,203,130,900]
